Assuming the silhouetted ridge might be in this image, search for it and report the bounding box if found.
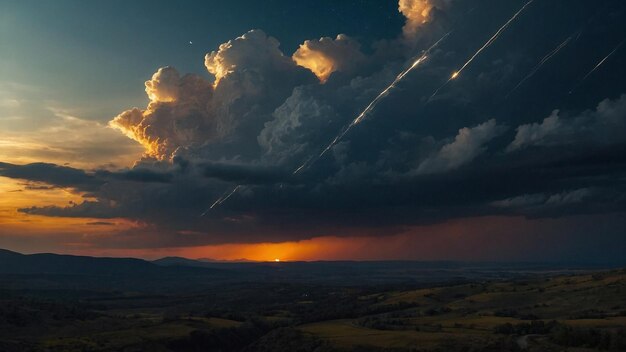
[0,249,160,276]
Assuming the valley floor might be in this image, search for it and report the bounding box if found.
[0,269,625,351]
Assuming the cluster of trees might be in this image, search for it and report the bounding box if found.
[356,304,456,331]
[567,308,613,319]
[167,318,278,352]
[495,320,626,351]
[550,326,626,351]
[290,293,377,323]
[357,315,413,330]
[0,299,97,327]
[493,309,539,320]
[423,307,452,316]
[494,320,559,335]
[364,301,420,316]
[243,327,332,352]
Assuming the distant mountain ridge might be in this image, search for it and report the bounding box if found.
[0,248,221,276]
[197,257,255,263]
[153,256,254,267]
[1,248,620,286]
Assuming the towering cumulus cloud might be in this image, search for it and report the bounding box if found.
[292,35,366,83]
[399,0,451,38]
[204,30,298,86]
[109,2,458,161]
[109,67,214,159]
[111,30,313,160]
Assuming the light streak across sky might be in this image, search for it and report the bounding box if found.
[294,31,453,174]
[204,32,453,212]
[429,0,535,100]
[201,185,241,217]
[569,40,624,94]
[506,36,572,98]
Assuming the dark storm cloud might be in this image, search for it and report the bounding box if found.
[0,162,175,192]
[95,168,173,184]
[19,201,119,219]
[507,94,626,151]
[0,162,100,191]
[201,161,291,185]
[3,0,625,251]
[85,221,116,226]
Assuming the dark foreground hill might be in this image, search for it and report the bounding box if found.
[0,248,162,276]
[0,249,235,293]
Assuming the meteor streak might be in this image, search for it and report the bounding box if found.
[506,36,572,98]
[430,0,534,100]
[569,41,624,94]
[200,185,241,217]
[293,31,453,174]
[218,185,242,204]
[205,31,453,212]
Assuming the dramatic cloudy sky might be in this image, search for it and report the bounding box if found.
[1,0,625,263]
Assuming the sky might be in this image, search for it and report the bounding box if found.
[0,0,625,263]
